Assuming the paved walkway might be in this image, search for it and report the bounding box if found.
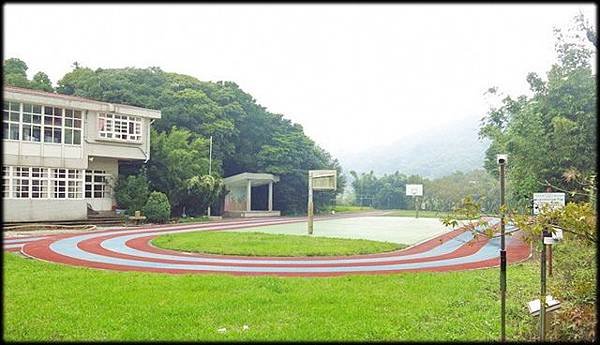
[230,216,451,245]
[4,213,531,277]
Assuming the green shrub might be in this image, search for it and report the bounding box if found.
[143,191,171,223]
[546,238,596,341]
[115,174,150,214]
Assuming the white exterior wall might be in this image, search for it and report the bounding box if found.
[2,86,160,222]
[3,199,87,222]
[224,184,248,212]
[84,110,152,161]
[86,157,119,211]
[3,133,86,169]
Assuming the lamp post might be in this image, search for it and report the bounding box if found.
[497,154,508,341]
[207,135,213,217]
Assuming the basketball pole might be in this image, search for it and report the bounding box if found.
[308,174,314,235]
[207,135,212,217]
[415,194,419,218]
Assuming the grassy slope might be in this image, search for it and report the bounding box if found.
[4,253,539,341]
[152,231,404,256]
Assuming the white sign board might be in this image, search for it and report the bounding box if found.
[309,170,337,191]
[527,295,561,316]
[533,193,565,215]
[406,184,423,196]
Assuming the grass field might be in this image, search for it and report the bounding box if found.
[152,231,405,256]
[3,252,540,341]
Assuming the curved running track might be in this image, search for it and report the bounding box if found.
[4,214,531,277]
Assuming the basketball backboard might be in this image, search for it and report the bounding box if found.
[309,170,337,191]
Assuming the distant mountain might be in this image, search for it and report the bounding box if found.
[337,117,489,179]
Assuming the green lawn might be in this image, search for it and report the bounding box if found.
[152,231,405,256]
[3,252,540,341]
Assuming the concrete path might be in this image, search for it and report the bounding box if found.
[4,213,531,277]
[229,216,450,245]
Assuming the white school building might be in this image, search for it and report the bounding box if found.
[2,86,161,222]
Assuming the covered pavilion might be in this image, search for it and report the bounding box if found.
[222,172,281,217]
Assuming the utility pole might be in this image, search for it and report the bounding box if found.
[497,154,507,342]
[207,135,213,217]
[308,175,314,235]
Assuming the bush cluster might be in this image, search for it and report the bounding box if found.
[143,191,171,223]
[115,174,150,215]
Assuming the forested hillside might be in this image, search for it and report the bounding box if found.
[3,60,346,215]
[338,117,489,179]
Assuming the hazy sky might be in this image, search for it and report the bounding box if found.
[3,4,596,157]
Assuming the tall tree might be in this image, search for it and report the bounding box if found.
[146,127,216,216]
[4,58,32,88]
[30,72,54,92]
[479,15,596,209]
[55,65,345,214]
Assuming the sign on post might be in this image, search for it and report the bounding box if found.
[310,170,337,191]
[405,184,423,196]
[307,170,337,235]
[533,193,565,215]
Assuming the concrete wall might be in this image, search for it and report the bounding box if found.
[3,89,156,169]
[85,110,151,161]
[2,87,160,222]
[3,138,86,169]
[224,185,248,212]
[223,210,281,218]
[3,110,151,167]
[3,199,87,222]
[86,157,118,211]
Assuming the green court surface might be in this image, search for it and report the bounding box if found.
[226,216,452,245]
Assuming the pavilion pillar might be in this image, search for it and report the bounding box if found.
[268,181,273,211]
[246,179,252,211]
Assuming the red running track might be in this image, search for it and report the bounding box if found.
[4,214,531,277]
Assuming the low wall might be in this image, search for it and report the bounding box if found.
[223,210,281,218]
[3,199,88,222]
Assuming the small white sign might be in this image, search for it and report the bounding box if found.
[406,184,423,196]
[533,193,565,215]
[543,237,556,245]
[527,295,561,316]
[552,228,563,241]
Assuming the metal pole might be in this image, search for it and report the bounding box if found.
[548,245,553,276]
[360,179,364,209]
[207,136,213,217]
[540,237,547,341]
[415,195,419,218]
[499,161,507,342]
[208,136,212,175]
[308,174,313,235]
